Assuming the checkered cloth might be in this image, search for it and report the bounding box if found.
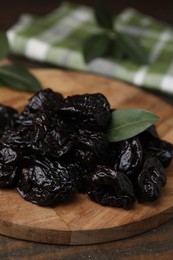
[7,2,173,95]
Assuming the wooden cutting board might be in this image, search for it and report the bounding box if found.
[0,69,173,245]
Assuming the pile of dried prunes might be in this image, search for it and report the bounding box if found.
[0,88,172,209]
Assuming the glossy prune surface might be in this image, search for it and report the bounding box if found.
[138,125,173,167]
[0,89,172,209]
[17,157,82,206]
[59,93,111,130]
[135,157,166,202]
[0,104,18,137]
[0,144,22,187]
[114,137,143,178]
[87,165,135,209]
[72,129,109,167]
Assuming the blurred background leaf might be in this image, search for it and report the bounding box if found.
[0,32,9,60]
[0,65,42,92]
[83,33,110,62]
[94,0,114,29]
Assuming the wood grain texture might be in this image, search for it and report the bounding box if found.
[0,69,173,246]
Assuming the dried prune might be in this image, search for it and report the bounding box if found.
[29,110,51,147]
[146,139,173,168]
[155,140,173,167]
[118,137,142,176]
[16,107,35,128]
[139,126,173,167]
[87,165,135,209]
[135,157,166,202]
[0,104,18,136]
[0,146,21,165]
[1,128,31,151]
[16,88,64,128]
[60,93,111,130]
[0,165,21,187]
[35,115,76,157]
[17,157,83,206]
[27,88,64,112]
[0,88,172,210]
[0,145,22,187]
[72,129,109,168]
[108,137,143,179]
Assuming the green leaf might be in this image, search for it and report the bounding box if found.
[107,108,159,142]
[83,33,110,63]
[0,31,9,60]
[0,65,42,92]
[114,33,148,64]
[94,0,114,30]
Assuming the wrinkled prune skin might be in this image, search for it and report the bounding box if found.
[0,146,21,165]
[16,89,75,158]
[16,93,75,158]
[60,93,111,130]
[72,129,109,168]
[135,157,166,202]
[27,88,64,112]
[30,110,50,145]
[87,165,135,209]
[138,126,173,168]
[33,115,76,158]
[0,165,21,187]
[0,89,172,209]
[146,140,173,168]
[0,145,22,187]
[16,107,34,128]
[17,157,83,206]
[16,88,64,128]
[1,128,31,151]
[155,140,173,167]
[0,104,19,136]
[116,137,143,178]
[107,137,143,179]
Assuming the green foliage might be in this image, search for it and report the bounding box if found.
[0,31,42,92]
[83,0,147,65]
[107,108,159,142]
[0,65,42,92]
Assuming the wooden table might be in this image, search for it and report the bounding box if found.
[0,1,173,259]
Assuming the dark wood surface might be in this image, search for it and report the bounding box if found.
[0,1,173,259]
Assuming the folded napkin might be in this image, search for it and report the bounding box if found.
[7,2,173,95]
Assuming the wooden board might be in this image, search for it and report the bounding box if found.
[0,69,173,245]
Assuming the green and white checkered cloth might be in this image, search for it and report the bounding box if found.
[7,2,173,95]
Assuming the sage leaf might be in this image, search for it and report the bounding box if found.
[83,33,110,63]
[0,65,42,92]
[107,108,159,142]
[114,33,148,64]
[94,0,114,30]
[0,31,9,60]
